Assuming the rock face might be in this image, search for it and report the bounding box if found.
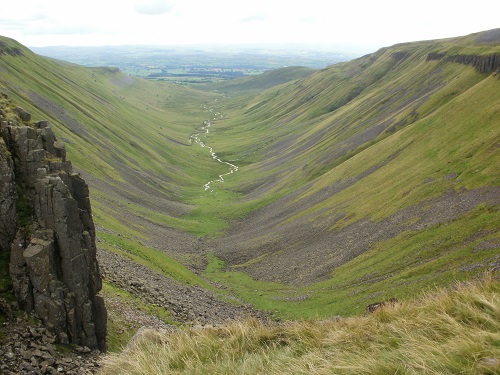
[0,93,107,351]
[426,52,500,74]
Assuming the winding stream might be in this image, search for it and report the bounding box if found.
[190,103,239,192]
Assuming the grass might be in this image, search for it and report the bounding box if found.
[202,200,499,320]
[0,35,231,235]
[203,254,290,318]
[97,231,214,290]
[101,281,178,353]
[99,273,500,374]
[187,34,500,317]
[233,60,499,233]
[2,32,497,241]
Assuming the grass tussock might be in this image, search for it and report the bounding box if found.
[100,274,500,374]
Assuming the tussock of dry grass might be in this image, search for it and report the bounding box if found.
[100,274,500,374]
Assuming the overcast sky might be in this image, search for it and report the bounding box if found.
[1,0,498,52]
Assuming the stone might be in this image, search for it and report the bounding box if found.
[0,98,107,351]
[22,349,32,360]
[0,298,13,320]
[366,297,398,313]
[39,127,56,154]
[14,106,31,122]
[34,120,49,129]
[40,360,50,372]
[481,357,500,366]
[0,138,17,254]
[21,361,35,372]
[53,141,66,161]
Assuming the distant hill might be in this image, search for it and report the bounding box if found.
[200,66,317,93]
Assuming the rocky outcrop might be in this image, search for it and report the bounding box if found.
[0,41,24,57]
[448,53,500,74]
[427,52,500,74]
[426,52,447,61]
[0,93,106,351]
[0,133,16,254]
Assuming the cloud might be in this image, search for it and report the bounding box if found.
[28,25,99,36]
[2,0,499,49]
[239,13,267,23]
[134,0,175,15]
[298,16,319,24]
[0,12,48,29]
[0,18,28,27]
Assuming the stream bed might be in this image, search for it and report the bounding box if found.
[190,104,239,192]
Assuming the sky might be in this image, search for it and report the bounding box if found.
[1,0,499,52]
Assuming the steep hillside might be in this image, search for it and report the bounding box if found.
[0,36,213,232]
[193,29,500,317]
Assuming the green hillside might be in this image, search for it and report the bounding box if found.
[200,66,317,94]
[0,35,225,253]
[196,29,500,317]
[1,28,499,352]
[0,34,236,322]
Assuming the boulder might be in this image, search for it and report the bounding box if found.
[14,106,31,122]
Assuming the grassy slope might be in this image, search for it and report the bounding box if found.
[1,36,219,212]
[192,31,500,317]
[0,36,227,303]
[101,275,500,374]
[0,35,247,348]
[205,34,500,202]
[200,66,317,95]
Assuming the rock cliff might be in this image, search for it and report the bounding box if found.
[426,52,500,74]
[0,93,106,351]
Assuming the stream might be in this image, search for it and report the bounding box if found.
[190,103,239,192]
